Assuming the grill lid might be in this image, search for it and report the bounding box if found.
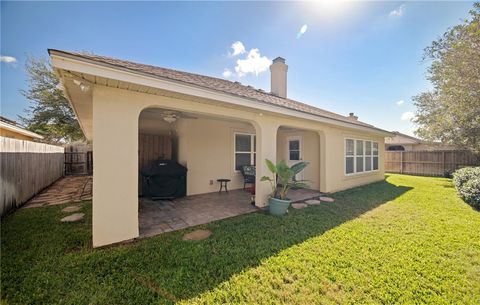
[140,159,187,177]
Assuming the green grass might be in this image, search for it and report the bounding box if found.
[1,174,479,304]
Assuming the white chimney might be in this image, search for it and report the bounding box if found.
[270,57,288,98]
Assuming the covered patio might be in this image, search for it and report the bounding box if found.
[138,188,322,238]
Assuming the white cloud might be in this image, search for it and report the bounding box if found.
[389,4,405,17]
[401,111,415,121]
[230,41,246,57]
[1,55,17,64]
[396,100,405,106]
[297,24,308,38]
[235,48,272,77]
[222,68,233,78]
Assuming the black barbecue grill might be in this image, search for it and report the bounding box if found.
[140,159,187,199]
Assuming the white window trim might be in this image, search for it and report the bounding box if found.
[286,136,302,162]
[344,137,379,176]
[234,132,256,172]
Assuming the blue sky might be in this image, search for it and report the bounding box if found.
[1,1,475,136]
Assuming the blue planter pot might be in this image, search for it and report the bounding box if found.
[268,197,291,216]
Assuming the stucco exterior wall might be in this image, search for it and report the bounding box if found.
[276,129,320,190]
[91,85,386,247]
[323,128,385,193]
[176,118,254,195]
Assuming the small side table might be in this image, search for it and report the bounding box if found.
[217,179,231,193]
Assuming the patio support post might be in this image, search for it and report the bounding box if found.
[317,130,327,193]
[92,87,140,247]
[254,119,279,207]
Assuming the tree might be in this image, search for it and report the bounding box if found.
[413,3,480,152]
[20,57,85,143]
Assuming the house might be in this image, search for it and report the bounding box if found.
[49,50,391,247]
[385,131,456,151]
[0,116,43,141]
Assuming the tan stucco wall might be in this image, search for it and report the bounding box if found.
[0,128,35,141]
[276,129,320,190]
[138,117,173,135]
[91,85,386,247]
[175,117,254,195]
[323,128,385,193]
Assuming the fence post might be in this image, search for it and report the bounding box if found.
[400,151,403,174]
[442,151,446,174]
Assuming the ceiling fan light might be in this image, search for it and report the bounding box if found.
[163,116,177,123]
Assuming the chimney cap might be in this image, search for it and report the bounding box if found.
[273,57,286,64]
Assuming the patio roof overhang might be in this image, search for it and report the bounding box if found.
[49,50,393,140]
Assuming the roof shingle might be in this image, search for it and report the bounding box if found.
[50,49,380,130]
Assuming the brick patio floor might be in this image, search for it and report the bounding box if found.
[138,188,323,238]
[139,189,257,237]
[24,176,322,240]
[24,176,92,208]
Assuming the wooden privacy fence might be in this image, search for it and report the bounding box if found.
[64,143,93,175]
[138,134,172,196]
[0,137,64,216]
[385,150,479,176]
[138,134,172,170]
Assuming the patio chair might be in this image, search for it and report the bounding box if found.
[240,165,256,190]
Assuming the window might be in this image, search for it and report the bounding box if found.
[356,140,364,172]
[288,138,301,161]
[373,142,379,170]
[345,138,379,175]
[387,145,404,151]
[365,141,372,171]
[345,139,354,174]
[234,133,256,171]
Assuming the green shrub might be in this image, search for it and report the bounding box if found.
[453,167,480,209]
[459,177,480,209]
[453,167,480,188]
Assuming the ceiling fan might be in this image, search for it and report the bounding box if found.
[142,109,198,123]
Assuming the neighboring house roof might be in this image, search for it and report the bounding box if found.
[0,116,43,139]
[385,131,425,145]
[48,49,387,133]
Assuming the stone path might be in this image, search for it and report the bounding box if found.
[182,229,212,241]
[291,203,308,209]
[25,176,92,208]
[305,199,321,205]
[61,213,85,222]
[319,196,335,202]
[62,205,82,213]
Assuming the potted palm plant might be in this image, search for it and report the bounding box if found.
[261,159,309,216]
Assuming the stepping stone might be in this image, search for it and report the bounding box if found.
[62,205,81,213]
[291,203,308,209]
[24,203,44,208]
[182,229,212,241]
[61,213,85,222]
[305,199,321,205]
[319,196,335,202]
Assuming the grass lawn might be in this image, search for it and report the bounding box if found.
[1,174,479,304]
